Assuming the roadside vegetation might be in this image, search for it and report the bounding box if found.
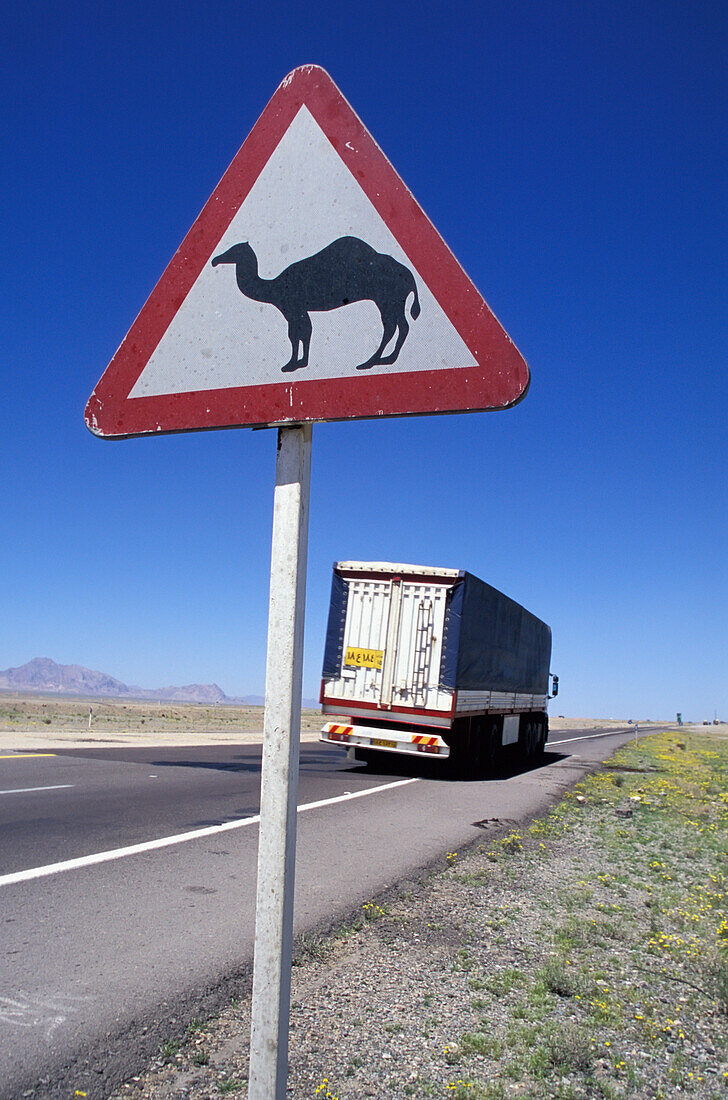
[109,728,727,1100]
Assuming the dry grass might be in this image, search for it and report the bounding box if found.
[0,692,336,745]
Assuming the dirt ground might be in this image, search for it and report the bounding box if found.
[0,693,329,750]
[0,693,676,752]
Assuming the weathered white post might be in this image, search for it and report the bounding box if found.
[248,423,312,1100]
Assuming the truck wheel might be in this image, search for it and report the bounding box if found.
[485,719,500,771]
[446,720,471,778]
[537,713,548,755]
[468,720,488,778]
[532,716,545,757]
[468,717,500,777]
[518,714,532,759]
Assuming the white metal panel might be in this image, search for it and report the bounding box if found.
[502,715,520,745]
[389,581,452,712]
[379,577,403,708]
[323,572,454,714]
[323,576,391,704]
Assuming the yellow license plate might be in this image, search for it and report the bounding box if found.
[372,738,396,748]
[344,646,383,669]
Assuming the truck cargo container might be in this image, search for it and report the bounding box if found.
[319,562,557,774]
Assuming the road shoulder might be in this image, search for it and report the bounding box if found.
[104,727,728,1100]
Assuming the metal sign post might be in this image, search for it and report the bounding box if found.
[248,423,312,1100]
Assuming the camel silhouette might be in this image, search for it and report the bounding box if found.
[211,236,420,372]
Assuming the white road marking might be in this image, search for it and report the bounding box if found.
[549,729,636,746]
[0,785,74,796]
[0,992,91,1038]
[0,777,419,888]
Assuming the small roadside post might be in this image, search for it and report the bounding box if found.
[85,66,530,1099]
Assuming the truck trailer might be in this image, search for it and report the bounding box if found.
[319,561,557,774]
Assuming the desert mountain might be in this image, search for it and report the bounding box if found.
[0,657,247,705]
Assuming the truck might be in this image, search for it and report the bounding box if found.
[319,561,558,774]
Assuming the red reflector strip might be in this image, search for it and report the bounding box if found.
[411,735,439,747]
[324,724,353,743]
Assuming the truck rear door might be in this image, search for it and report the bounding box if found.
[325,573,453,715]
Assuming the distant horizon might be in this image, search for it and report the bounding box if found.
[0,655,709,724]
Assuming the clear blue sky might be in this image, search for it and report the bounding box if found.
[2,1,726,721]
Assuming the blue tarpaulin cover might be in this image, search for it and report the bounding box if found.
[439,573,551,695]
[322,572,349,679]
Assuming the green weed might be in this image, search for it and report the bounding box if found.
[460,1032,503,1058]
[158,1039,181,1062]
[543,1023,593,1072]
[482,967,523,995]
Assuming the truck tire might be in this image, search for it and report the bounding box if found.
[534,712,548,757]
[531,715,541,758]
[447,716,502,779]
[469,717,497,778]
[354,747,378,766]
[519,714,535,759]
[468,718,488,778]
[446,720,470,778]
[484,717,501,771]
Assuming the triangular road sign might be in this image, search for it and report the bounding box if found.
[85,65,529,437]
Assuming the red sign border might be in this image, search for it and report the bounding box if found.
[85,65,529,438]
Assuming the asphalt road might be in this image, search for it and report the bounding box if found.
[0,727,640,1099]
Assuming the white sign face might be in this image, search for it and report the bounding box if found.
[86,65,529,437]
[129,107,475,398]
